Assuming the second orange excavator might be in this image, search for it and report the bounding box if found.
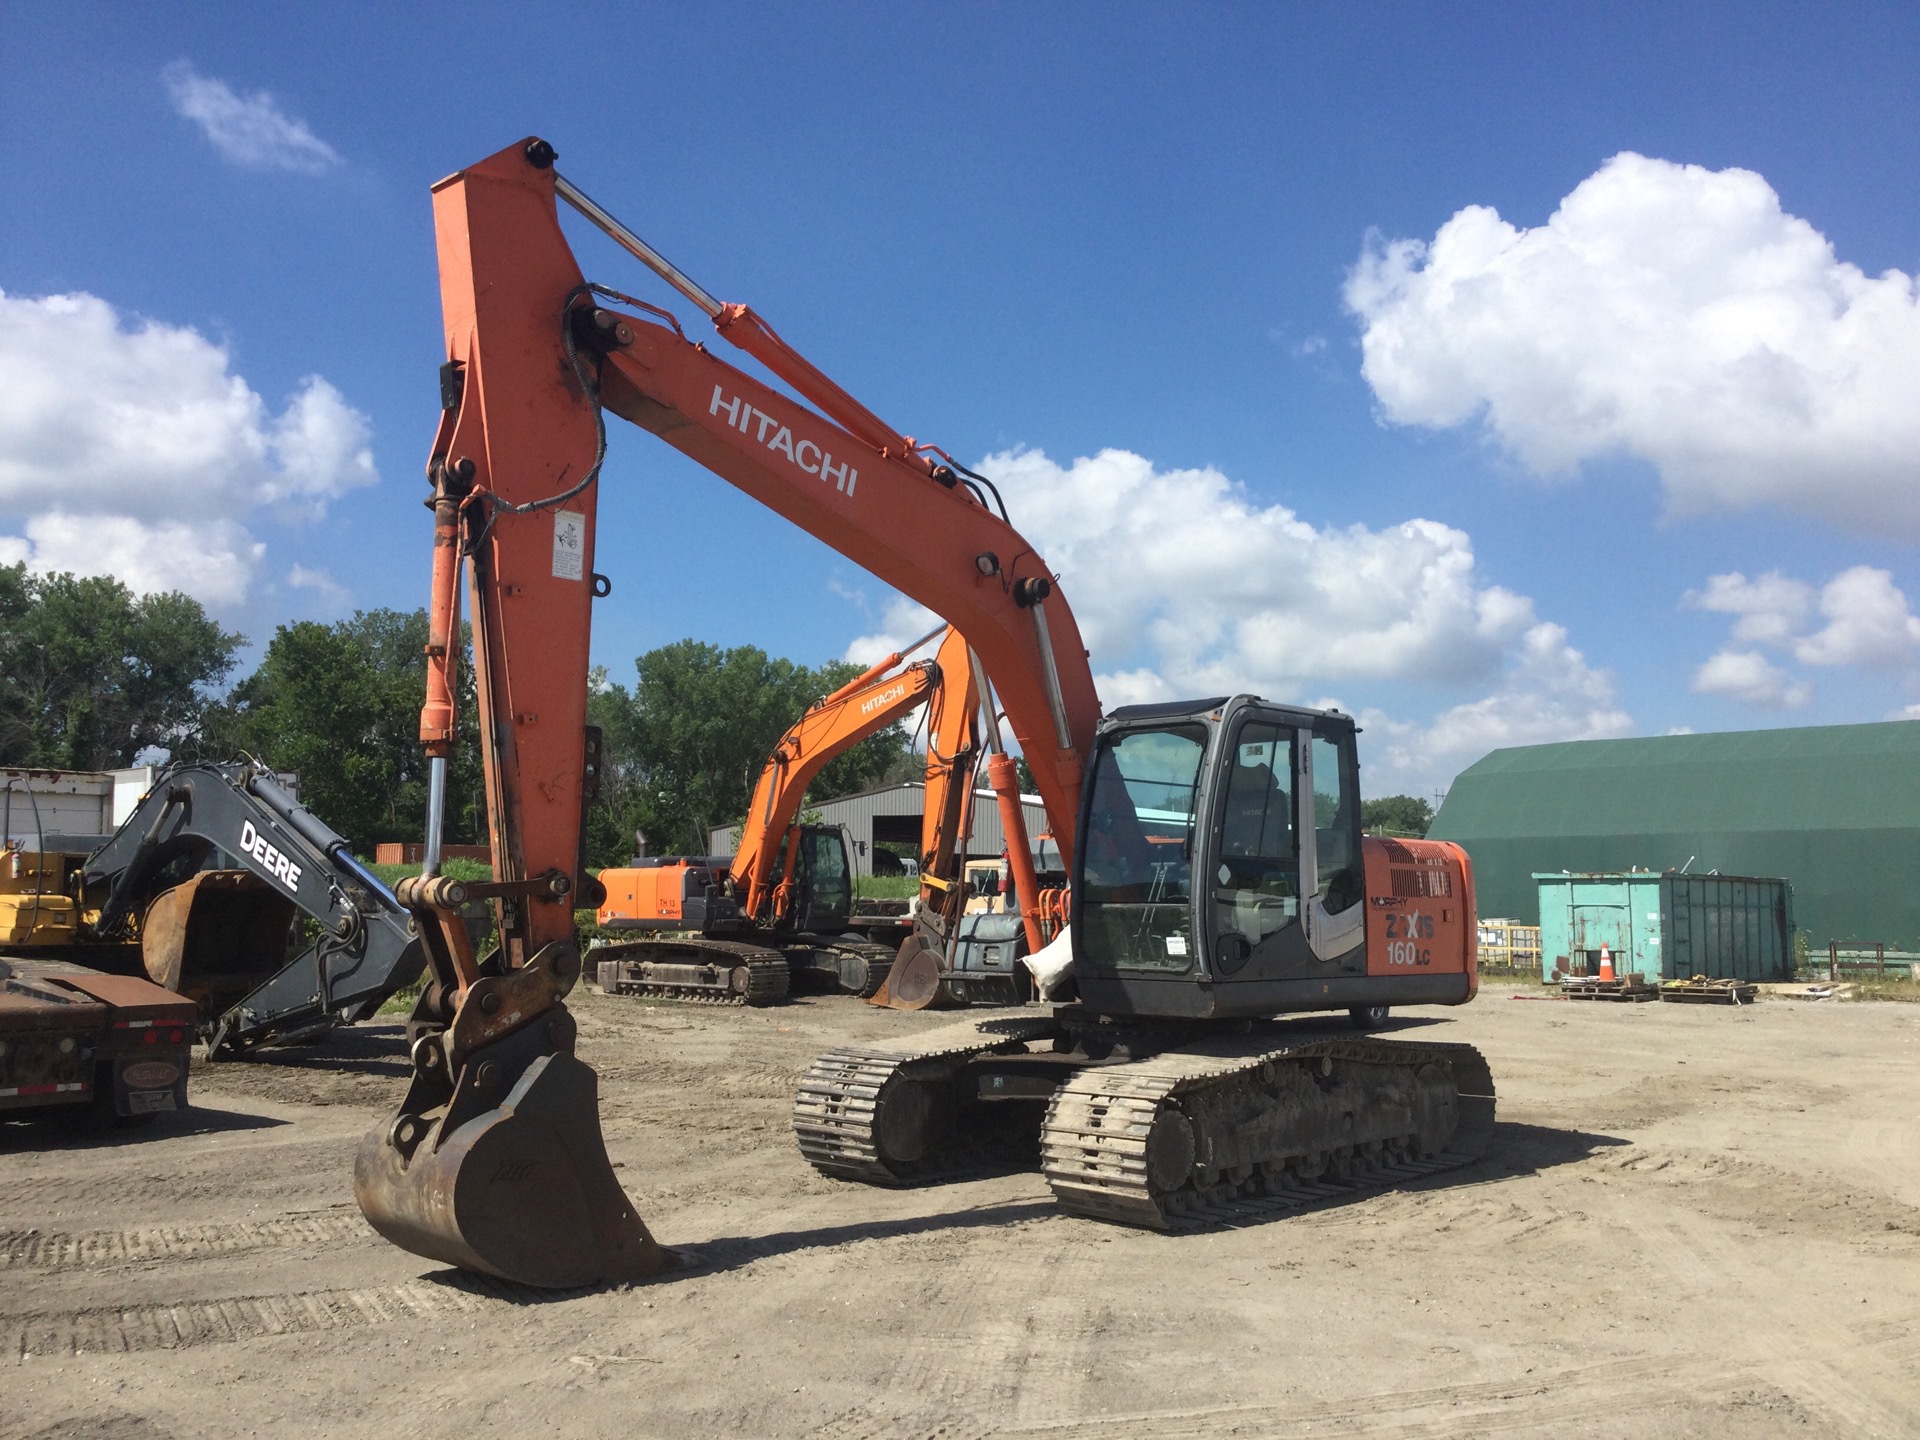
[588,624,975,1003]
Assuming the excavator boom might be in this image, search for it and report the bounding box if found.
[590,628,964,1006]
[80,762,425,1054]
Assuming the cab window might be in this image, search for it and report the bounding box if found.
[1310,733,1361,915]
[1209,722,1300,969]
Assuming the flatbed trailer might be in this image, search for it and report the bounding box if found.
[0,958,194,1121]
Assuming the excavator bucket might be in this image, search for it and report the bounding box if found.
[867,931,959,1011]
[354,995,670,1289]
[141,871,296,1016]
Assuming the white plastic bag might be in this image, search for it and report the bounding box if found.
[1023,924,1075,1000]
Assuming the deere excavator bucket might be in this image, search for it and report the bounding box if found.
[354,946,671,1288]
[141,871,296,1017]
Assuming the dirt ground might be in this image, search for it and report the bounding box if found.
[4,981,1918,1439]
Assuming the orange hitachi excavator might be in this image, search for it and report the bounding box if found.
[354,139,1494,1289]
[587,623,973,1003]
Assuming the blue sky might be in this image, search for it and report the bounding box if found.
[3,3,1917,795]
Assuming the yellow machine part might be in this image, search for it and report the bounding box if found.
[0,849,80,947]
[0,892,76,946]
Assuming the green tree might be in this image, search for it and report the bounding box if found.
[584,666,647,867]
[1361,794,1435,838]
[0,563,242,769]
[217,609,482,854]
[596,640,910,860]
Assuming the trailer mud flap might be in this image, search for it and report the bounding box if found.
[354,1011,668,1288]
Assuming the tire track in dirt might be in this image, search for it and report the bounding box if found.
[985,1352,1780,1438]
[0,1173,340,1225]
[867,1220,1112,1431]
[806,1411,993,1440]
[1,1213,375,1271]
[1595,1159,1920,1436]
[4,1273,586,1358]
[1599,1143,1920,1240]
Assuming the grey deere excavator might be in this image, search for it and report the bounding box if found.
[54,761,426,1055]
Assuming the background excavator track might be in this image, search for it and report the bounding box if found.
[593,939,791,1005]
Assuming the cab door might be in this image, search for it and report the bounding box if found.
[1301,721,1366,970]
[796,826,853,933]
[1203,715,1316,981]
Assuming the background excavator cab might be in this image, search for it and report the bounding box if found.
[788,825,854,935]
[599,825,851,938]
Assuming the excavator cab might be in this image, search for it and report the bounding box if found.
[783,825,853,935]
[1074,695,1371,1021]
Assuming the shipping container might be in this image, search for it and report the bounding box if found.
[1535,871,1793,983]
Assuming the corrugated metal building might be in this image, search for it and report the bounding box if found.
[709,781,1049,878]
[1429,720,1920,948]
[2,766,163,848]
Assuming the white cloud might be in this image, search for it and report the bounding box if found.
[1791,566,1920,667]
[1684,570,1814,646]
[0,290,377,607]
[287,564,352,613]
[1683,564,1920,710]
[1691,649,1812,709]
[1346,152,1920,535]
[844,596,942,667]
[977,448,1548,695]
[3,514,264,609]
[264,378,378,517]
[1363,622,1633,785]
[163,61,340,173]
[843,446,1631,792]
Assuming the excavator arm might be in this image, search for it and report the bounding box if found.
[357,138,1102,1287]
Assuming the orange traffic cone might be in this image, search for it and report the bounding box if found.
[1598,943,1615,982]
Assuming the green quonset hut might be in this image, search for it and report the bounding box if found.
[1428,720,1920,949]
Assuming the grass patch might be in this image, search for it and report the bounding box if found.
[1846,977,1920,1003]
[856,874,918,901]
[367,856,493,890]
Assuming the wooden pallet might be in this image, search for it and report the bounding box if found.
[1561,976,1659,1002]
[1659,979,1759,1005]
